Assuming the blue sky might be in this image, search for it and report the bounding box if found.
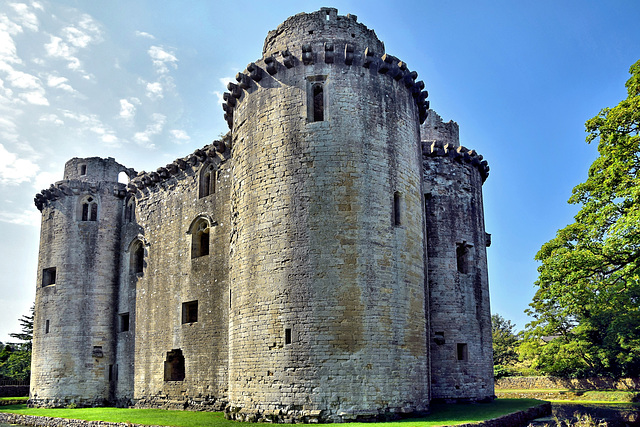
[0,0,639,342]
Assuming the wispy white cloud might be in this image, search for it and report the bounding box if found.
[119,97,140,121]
[8,2,39,32]
[169,129,189,144]
[135,30,155,39]
[0,143,39,185]
[133,113,166,148]
[60,110,120,147]
[0,208,40,227]
[45,74,75,93]
[38,113,64,126]
[144,80,163,99]
[148,45,177,74]
[44,14,102,76]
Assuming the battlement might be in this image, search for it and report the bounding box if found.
[422,140,490,182]
[127,138,230,194]
[34,179,128,211]
[262,8,383,56]
[222,9,429,129]
[421,110,460,147]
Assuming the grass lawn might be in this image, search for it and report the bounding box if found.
[0,399,544,427]
[0,397,28,401]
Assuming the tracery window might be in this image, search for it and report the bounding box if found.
[199,164,218,198]
[80,196,98,221]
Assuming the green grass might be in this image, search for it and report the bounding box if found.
[0,399,544,427]
[0,397,28,401]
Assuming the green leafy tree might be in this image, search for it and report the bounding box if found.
[492,314,520,378]
[525,59,640,378]
[0,305,34,381]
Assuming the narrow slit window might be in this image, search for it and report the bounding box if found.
[45,320,50,334]
[285,328,292,345]
[393,192,402,226]
[80,165,87,175]
[457,343,468,361]
[456,242,470,274]
[130,240,144,274]
[125,199,135,223]
[42,267,56,286]
[313,84,324,122]
[119,313,130,332]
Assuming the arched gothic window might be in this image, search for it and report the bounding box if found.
[191,218,210,258]
[199,164,218,198]
[124,198,135,223]
[80,196,98,221]
[130,240,144,274]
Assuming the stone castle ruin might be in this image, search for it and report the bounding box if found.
[30,8,494,422]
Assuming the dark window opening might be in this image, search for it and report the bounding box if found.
[81,197,97,221]
[285,328,292,345]
[80,165,87,175]
[42,267,56,286]
[393,192,402,226]
[200,166,218,198]
[131,241,144,274]
[457,343,468,361]
[191,220,210,258]
[434,331,445,345]
[119,313,130,332]
[182,301,198,324]
[164,349,185,381]
[92,346,103,358]
[125,201,134,223]
[313,84,324,122]
[456,242,470,274]
[45,320,50,334]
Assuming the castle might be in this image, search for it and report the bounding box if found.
[30,9,494,423]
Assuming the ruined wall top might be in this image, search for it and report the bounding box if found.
[63,157,132,183]
[420,109,460,147]
[262,8,384,57]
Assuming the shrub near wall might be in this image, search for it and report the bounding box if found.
[0,385,29,397]
[496,376,640,390]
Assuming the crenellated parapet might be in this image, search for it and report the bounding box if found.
[221,8,429,129]
[422,140,490,183]
[34,180,128,211]
[126,137,230,195]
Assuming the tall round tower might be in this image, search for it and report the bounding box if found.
[31,157,129,406]
[421,112,494,402]
[225,8,430,422]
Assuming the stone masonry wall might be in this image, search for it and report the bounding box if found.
[227,8,428,422]
[129,151,231,410]
[422,117,493,402]
[31,158,128,407]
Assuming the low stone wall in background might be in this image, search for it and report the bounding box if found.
[496,376,640,390]
[0,385,29,397]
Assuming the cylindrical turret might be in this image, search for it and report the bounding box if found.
[31,157,129,407]
[226,8,428,422]
[421,112,494,402]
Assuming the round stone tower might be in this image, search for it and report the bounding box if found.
[421,111,494,402]
[31,157,129,406]
[225,8,430,422]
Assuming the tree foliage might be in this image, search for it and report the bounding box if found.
[525,59,640,378]
[492,314,521,378]
[0,304,33,382]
